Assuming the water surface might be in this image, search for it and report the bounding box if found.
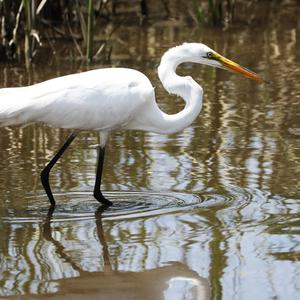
[0,5,300,300]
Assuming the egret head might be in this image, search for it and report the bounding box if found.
[175,43,263,83]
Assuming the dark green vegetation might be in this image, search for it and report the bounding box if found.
[0,0,295,64]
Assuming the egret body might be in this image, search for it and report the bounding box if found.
[0,43,262,206]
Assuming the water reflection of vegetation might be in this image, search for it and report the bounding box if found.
[1,190,298,297]
[0,2,299,299]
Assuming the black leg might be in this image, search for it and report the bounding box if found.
[93,146,112,206]
[41,132,77,206]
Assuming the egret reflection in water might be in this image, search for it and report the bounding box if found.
[1,188,299,299]
[1,203,210,299]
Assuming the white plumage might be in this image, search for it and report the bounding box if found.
[0,68,154,130]
[0,43,262,206]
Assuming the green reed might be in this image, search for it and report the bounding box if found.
[192,0,235,27]
[86,0,94,62]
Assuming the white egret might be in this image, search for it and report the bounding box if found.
[0,43,262,206]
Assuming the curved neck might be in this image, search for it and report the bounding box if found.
[152,51,203,134]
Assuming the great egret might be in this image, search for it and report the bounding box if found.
[0,43,262,206]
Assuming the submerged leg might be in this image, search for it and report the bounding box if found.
[41,132,77,206]
[93,146,112,206]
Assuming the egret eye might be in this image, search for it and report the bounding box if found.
[207,52,214,59]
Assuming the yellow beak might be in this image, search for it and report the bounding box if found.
[215,53,263,83]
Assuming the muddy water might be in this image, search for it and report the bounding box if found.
[0,6,300,300]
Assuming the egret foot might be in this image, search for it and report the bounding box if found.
[93,190,113,206]
[93,146,112,206]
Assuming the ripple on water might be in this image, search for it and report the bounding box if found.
[2,185,260,223]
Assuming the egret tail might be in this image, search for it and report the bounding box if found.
[0,87,33,127]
